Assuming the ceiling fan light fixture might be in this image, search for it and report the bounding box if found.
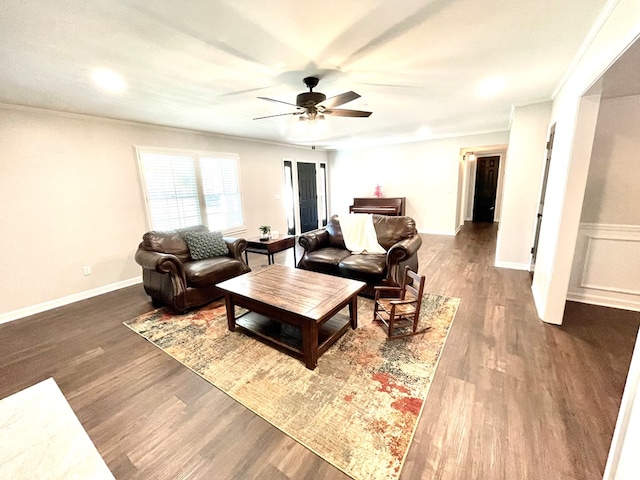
[254,76,372,122]
[297,91,326,107]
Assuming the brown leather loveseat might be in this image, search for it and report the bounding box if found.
[297,214,422,296]
[135,225,250,313]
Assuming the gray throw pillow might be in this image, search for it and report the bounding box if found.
[184,231,229,259]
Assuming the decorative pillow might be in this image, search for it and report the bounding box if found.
[184,231,229,260]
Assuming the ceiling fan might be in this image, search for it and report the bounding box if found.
[253,76,372,121]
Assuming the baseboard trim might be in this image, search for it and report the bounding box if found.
[567,292,640,313]
[0,277,143,325]
[494,261,530,270]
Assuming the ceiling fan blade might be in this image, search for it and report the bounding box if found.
[218,85,278,97]
[257,96,299,108]
[253,111,302,120]
[320,91,361,109]
[324,109,372,117]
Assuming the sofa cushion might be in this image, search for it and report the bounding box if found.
[141,230,191,262]
[141,225,211,262]
[184,230,229,260]
[372,215,417,250]
[301,247,351,275]
[338,254,387,284]
[183,257,246,288]
[326,215,346,249]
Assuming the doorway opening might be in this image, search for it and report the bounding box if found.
[282,159,328,235]
[472,155,501,222]
[297,162,318,233]
[530,123,555,275]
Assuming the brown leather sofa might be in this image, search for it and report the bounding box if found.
[135,225,250,313]
[297,214,422,296]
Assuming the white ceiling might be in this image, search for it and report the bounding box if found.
[0,0,611,149]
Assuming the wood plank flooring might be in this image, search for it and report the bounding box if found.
[1,222,638,479]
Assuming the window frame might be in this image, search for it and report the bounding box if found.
[135,145,246,234]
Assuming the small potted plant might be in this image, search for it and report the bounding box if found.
[259,225,271,241]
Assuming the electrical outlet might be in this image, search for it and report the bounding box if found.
[82,266,92,276]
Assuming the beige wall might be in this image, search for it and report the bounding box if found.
[495,101,552,269]
[581,94,640,225]
[567,94,640,311]
[328,131,510,235]
[0,105,327,319]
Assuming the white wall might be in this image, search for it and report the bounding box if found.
[0,105,327,321]
[569,224,640,311]
[532,0,640,325]
[567,95,640,311]
[328,131,510,235]
[494,101,552,269]
[581,95,640,225]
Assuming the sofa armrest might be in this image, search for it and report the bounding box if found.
[298,229,329,253]
[386,235,422,265]
[385,235,422,285]
[224,237,248,260]
[135,248,187,285]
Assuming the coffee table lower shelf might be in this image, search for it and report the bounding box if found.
[217,265,365,370]
[234,311,352,366]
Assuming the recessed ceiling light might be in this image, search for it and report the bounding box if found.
[91,68,127,93]
[477,77,505,98]
[416,126,432,138]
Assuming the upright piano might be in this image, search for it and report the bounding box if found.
[349,197,406,216]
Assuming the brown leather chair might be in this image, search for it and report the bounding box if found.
[135,225,250,313]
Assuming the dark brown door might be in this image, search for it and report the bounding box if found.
[473,155,500,222]
[297,162,318,233]
[530,123,555,274]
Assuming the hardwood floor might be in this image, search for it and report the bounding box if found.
[1,222,638,479]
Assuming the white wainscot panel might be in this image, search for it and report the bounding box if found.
[568,224,640,312]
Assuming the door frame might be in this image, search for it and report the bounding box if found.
[472,155,501,222]
[530,123,555,273]
[462,149,508,223]
[283,158,329,235]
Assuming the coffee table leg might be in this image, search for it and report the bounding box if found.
[349,294,358,329]
[301,322,319,370]
[224,293,236,331]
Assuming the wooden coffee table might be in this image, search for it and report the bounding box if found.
[217,265,365,370]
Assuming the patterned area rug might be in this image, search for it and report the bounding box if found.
[124,293,460,480]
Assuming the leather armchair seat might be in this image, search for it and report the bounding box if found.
[297,215,422,296]
[135,225,250,313]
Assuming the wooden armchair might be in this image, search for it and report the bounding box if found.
[373,266,428,339]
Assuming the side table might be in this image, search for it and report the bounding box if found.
[244,235,297,267]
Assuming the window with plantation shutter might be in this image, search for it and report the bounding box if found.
[136,147,245,232]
